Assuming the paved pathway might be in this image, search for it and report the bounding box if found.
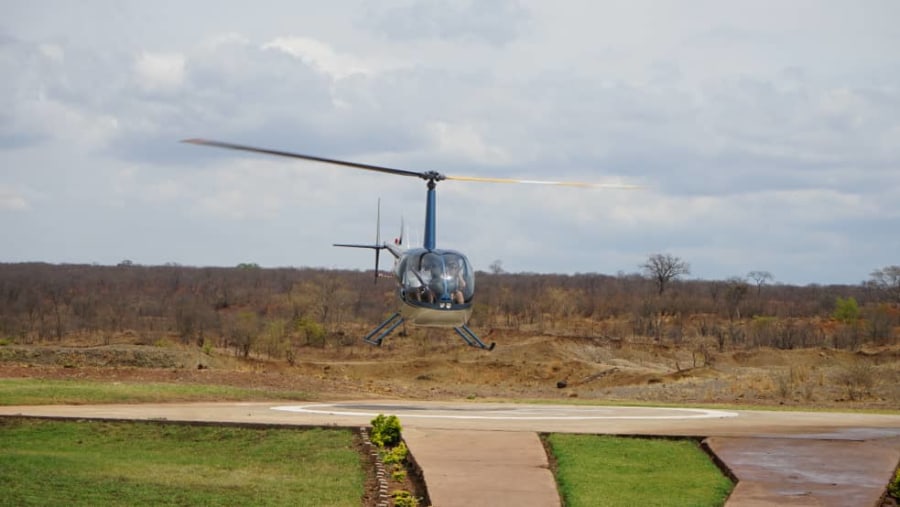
[403,428,559,507]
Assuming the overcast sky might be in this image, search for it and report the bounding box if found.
[2,1,898,284]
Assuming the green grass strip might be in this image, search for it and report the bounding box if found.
[546,434,732,507]
[0,418,363,506]
[0,378,312,405]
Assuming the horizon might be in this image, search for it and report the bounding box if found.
[1,258,880,288]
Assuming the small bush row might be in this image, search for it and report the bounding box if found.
[370,414,419,507]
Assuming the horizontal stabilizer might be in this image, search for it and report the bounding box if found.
[333,243,384,250]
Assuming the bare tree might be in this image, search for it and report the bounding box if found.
[869,266,900,303]
[747,270,773,296]
[724,277,750,321]
[641,253,691,295]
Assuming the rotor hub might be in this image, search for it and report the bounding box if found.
[422,170,446,182]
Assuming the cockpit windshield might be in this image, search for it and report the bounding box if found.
[398,249,475,306]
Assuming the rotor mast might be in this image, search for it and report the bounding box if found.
[424,179,437,250]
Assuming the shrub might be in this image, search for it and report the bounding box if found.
[834,361,876,401]
[370,414,402,448]
[833,297,860,324]
[392,490,418,507]
[383,441,408,465]
[773,370,792,399]
[294,317,326,347]
[889,467,900,499]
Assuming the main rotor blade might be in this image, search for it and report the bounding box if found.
[182,138,432,180]
[446,174,642,189]
[183,139,639,188]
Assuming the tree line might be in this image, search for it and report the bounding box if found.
[0,258,897,359]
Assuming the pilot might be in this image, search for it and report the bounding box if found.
[424,260,445,302]
[411,260,436,303]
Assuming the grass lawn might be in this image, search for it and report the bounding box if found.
[546,434,733,507]
[0,418,364,506]
[0,378,311,405]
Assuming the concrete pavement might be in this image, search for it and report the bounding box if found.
[403,428,560,507]
[708,436,900,507]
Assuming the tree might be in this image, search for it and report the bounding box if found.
[833,296,860,324]
[747,270,773,296]
[724,277,750,320]
[869,266,900,303]
[833,296,863,350]
[641,253,690,295]
[227,310,259,358]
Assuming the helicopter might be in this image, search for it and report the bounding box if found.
[183,138,638,350]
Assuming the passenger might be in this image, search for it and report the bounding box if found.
[447,260,466,304]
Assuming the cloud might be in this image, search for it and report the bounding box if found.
[263,36,374,80]
[0,37,123,150]
[366,0,529,45]
[133,51,186,93]
[0,186,28,210]
[426,121,511,165]
[37,42,63,62]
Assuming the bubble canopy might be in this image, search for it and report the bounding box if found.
[396,248,475,307]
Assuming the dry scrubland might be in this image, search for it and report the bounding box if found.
[1,330,898,410]
[1,262,898,409]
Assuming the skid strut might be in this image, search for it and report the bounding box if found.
[363,312,404,346]
[454,324,495,351]
[362,313,494,350]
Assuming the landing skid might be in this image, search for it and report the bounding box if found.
[363,312,404,346]
[362,313,495,350]
[453,324,496,350]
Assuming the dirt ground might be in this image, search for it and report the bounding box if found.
[2,330,899,410]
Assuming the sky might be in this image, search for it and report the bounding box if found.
[2,0,898,285]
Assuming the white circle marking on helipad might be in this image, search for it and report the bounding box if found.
[271,404,739,420]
